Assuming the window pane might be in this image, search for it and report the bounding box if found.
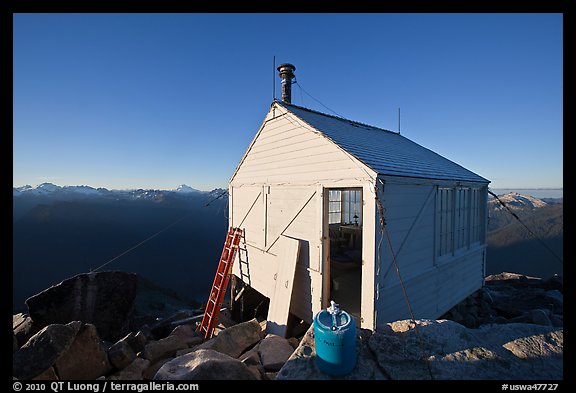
[328,190,342,224]
[341,190,362,225]
[437,187,454,257]
[454,188,470,251]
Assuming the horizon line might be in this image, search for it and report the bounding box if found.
[13,182,563,191]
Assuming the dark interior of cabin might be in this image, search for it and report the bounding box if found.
[327,188,363,322]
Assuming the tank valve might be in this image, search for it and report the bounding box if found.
[328,300,340,331]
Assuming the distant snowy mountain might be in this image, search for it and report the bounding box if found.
[175,184,202,194]
[63,185,104,195]
[13,182,228,222]
[13,183,219,202]
[488,192,551,233]
[14,182,62,195]
[489,192,548,211]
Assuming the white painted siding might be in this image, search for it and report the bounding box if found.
[375,250,484,323]
[230,184,324,323]
[374,177,486,326]
[230,106,375,186]
[377,182,436,289]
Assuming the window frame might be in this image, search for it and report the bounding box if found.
[435,185,486,263]
[328,190,342,224]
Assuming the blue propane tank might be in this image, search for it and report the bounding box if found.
[313,301,356,376]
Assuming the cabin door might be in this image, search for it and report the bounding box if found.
[324,187,363,322]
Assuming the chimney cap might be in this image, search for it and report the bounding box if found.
[277,63,296,72]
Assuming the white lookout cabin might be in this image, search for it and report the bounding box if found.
[228,64,489,335]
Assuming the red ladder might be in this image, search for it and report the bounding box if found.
[199,227,244,339]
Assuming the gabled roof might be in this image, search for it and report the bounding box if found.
[276,101,489,184]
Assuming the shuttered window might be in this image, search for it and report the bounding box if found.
[455,187,470,251]
[436,186,485,259]
[470,188,485,245]
[437,187,454,257]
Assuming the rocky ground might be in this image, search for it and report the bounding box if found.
[440,272,563,328]
[13,271,563,380]
[278,319,562,380]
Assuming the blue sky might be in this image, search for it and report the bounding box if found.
[13,13,563,190]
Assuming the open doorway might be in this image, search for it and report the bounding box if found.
[326,188,362,322]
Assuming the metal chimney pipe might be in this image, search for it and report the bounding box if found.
[277,63,296,104]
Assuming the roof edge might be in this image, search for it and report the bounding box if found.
[274,100,400,136]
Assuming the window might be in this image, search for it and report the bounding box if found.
[342,190,362,225]
[470,188,485,245]
[437,188,453,257]
[328,190,342,224]
[436,186,485,259]
[328,189,363,225]
[455,187,470,251]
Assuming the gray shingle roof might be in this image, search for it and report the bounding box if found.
[277,101,489,184]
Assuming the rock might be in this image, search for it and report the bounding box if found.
[246,365,264,380]
[13,313,28,329]
[430,346,509,379]
[13,313,38,347]
[462,314,477,328]
[149,310,198,340]
[550,314,563,327]
[109,358,150,380]
[25,271,138,342]
[239,344,261,366]
[265,372,278,380]
[175,348,196,357]
[142,335,190,363]
[108,339,137,369]
[509,313,532,324]
[503,329,563,358]
[54,323,112,379]
[449,309,463,323]
[196,318,262,358]
[259,320,267,333]
[169,324,203,346]
[212,308,238,335]
[368,321,434,380]
[31,367,58,380]
[493,316,509,324]
[501,329,563,379]
[13,321,81,380]
[424,321,563,379]
[118,331,148,354]
[480,288,494,304]
[544,290,563,307]
[542,274,563,292]
[486,272,541,282]
[13,334,18,352]
[530,309,552,326]
[278,330,328,381]
[259,334,294,371]
[287,337,300,349]
[143,358,174,380]
[154,349,257,380]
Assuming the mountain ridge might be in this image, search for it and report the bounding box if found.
[487,192,562,279]
[14,182,213,197]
